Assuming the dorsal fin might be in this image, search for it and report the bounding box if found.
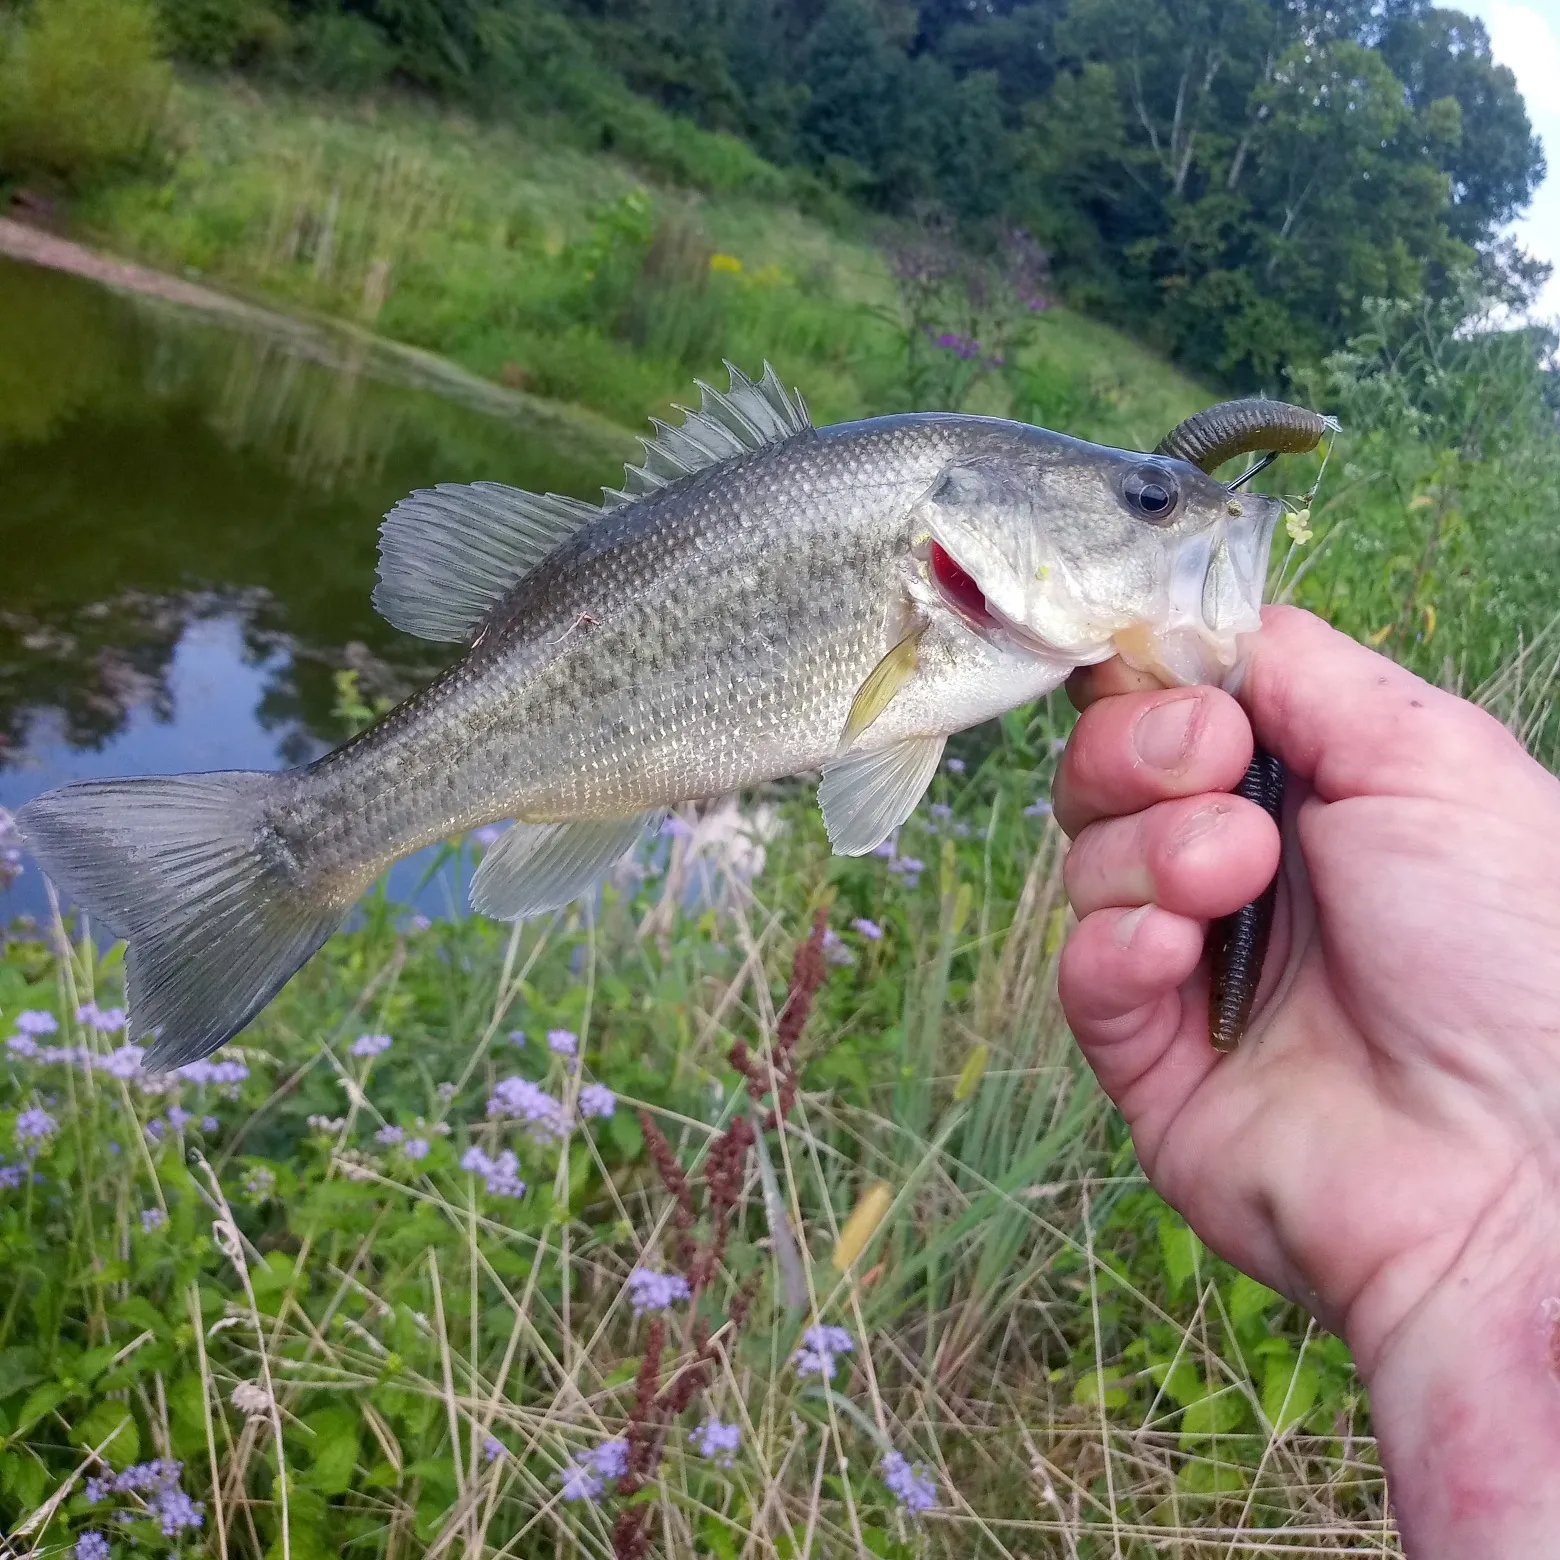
[372,362,810,641]
[373,483,599,642]
[600,360,811,509]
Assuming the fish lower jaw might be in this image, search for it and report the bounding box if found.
[1111,620,1243,689]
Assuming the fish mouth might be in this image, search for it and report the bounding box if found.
[924,538,1080,662]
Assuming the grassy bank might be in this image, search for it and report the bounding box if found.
[71,77,1213,446]
[7,64,1560,1560]
[0,731,1390,1557]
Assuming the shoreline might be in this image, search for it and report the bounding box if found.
[0,215,636,455]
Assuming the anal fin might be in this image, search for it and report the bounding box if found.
[818,735,945,857]
[470,812,663,920]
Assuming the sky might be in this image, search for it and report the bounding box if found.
[1459,0,1560,319]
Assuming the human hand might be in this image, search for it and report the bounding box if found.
[1055,605,1560,1557]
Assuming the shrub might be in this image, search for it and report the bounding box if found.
[0,0,172,188]
[156,0,288,68]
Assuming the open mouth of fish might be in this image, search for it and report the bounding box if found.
[922,506,1279,688]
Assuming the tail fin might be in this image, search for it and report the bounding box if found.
[17,773,344,1070]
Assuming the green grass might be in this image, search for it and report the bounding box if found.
[73,76,1213,441]
[0,704,1397,1556]
[8,622,1521,1538]
[10,65,1560,1560]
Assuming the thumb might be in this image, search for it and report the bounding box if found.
[1238,606,1538,811]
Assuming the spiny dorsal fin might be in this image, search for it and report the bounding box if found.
[374,483,600,642]
[601,361,811,509]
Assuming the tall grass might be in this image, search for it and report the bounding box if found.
[0,695,1399,1557]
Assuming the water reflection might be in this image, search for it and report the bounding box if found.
[0,254,627,923]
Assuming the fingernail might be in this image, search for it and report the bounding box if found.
[1113,904,1153,949]
[1133,696,1199,771]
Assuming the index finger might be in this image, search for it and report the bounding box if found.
[1240,606,1546,811]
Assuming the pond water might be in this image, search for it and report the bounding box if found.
[0,254,627,926]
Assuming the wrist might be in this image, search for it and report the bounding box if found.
[1354,1166,1560,1558]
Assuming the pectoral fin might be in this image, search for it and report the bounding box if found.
[841,628,923,752]
[818,734,945,856]
[470,812,663,920]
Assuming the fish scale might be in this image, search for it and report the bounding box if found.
[17,366,1284,1067]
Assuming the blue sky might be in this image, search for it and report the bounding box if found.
[1459,0,1560,318]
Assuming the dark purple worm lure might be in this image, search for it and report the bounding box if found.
[1154,398,1331,1049]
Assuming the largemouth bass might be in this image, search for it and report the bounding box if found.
[19,365,1283,1067]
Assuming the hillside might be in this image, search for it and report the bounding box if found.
[69,76,1216,449]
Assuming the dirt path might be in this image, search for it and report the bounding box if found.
[0,215,286,325]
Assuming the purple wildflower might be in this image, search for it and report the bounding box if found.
[546,1028,578,1058]
[792,1324,855,1380]
[626,1267,691,1316]
[15,1106,57,1151]
[402,1137,429,1161]
[75,1534,110,1560]
[946,757,966,774]
[152,1486,204,1536]
[660,815,695,839]
[0,1163,27,1189]
[1024,798,1053,818]
[594,1438,629,1479]
[851,917,883,941]
[350,1033,392,1058]
[483,1434,504,1462]
[165,1106,192,1132]
[409,913,432,931]
[560,1459,604,1501]
[471,823,506,847]
[559,1437,629,1501]
[100,1044,145,1079]
[928,802,953,820]
[242,1165,276,1199]
[176,1057,248,1085]
[486,1076,565,1142]
[508,1029,527,1047]
[145,1118,166,1143]
[871,839,898,859]
[578,1083,615,1120]
[14,1011,57,1035]
[140,1207,167,1233]
[689,1418,741,1467]
[77,1003,127,1033]
[375,1124,405,1146]
[200,1116,220,1134]
[460,1145,526,1198]
[822,929,855,966]
[880,1450,938,1514]
[6,1034,37,1059]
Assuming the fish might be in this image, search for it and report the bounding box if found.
[17,364,1284,1069]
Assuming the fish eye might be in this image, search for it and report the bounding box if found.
[1121,464,1180,523]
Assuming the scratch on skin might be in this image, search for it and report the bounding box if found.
[1542,1297,1560,1378]
[552,611,597,646]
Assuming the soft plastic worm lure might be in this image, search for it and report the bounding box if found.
[1154,399,1332,1050]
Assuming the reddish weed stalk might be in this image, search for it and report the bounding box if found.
[611,909,829,1560]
